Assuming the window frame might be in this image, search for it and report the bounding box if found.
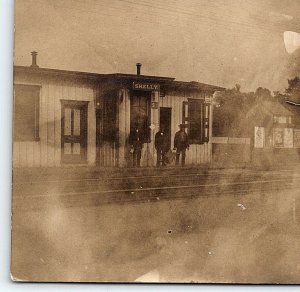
[13,83,41,142]
[183,98,210,144]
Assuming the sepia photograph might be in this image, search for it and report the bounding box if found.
[11,0,300,283]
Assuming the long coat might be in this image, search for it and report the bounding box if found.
[174,130,189,150]
[155,131,169,151]
[129,128,144,150]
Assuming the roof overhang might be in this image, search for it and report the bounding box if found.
[13,65,225,92]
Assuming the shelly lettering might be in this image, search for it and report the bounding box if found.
[133,82,159,91]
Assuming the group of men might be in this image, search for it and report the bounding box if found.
[129,124,189,167]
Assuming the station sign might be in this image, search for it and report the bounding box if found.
[133,82,160,91]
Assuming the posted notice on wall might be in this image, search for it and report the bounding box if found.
[273,128,284,147]
[284,128,294,148]
[273,128,294,148]
[294,129,300,148]
[254,126,264,148]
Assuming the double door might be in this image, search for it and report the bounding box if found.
[61,101,88,164]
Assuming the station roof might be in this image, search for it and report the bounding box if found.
[14,65,225,92]
[14,65,108,80]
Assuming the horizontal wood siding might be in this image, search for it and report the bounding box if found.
[158,92,212,165]
[118,90,213,167]
[13,72,213,168]
[100,142,117,167]
[13,73,96,167]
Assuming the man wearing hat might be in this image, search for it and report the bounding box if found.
[174,124,189,166]
[129,123,144,167]
[155,126,168,167]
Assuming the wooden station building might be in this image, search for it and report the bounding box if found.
[13,52,224,168]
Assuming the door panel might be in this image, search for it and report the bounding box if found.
[73,109,81,136]
[64,143,72,155]
[61,101,88,164]
[64,108,72,135]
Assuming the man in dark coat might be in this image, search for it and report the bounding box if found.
[129,124,144,167]
[174,124,189,166]
[155,126,168,167]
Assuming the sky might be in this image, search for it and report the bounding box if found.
[14,0,300,92]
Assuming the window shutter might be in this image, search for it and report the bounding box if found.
[182,100,189,125]
[182,101,189,137]
[34,93,40,141]
[203,103,210,142]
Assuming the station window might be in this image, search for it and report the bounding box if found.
[14,84,40,141]
[182,98,210,144]
[130,91,151,143]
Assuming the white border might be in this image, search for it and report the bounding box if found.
[0,0,298,291]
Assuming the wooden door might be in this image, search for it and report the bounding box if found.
[61,101,88,164]
[160,107,172,149]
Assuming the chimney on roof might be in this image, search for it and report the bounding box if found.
[136,63,141,76]
[30,51,39,68]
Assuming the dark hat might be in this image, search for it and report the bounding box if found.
[179,123,185,128]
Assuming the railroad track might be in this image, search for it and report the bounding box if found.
[13,176,300,210]
[14,167,298,183]
[13,170,300,193]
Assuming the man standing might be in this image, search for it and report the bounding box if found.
[174,124,189,166]
[129,124,144,167]
[155,126,168,167]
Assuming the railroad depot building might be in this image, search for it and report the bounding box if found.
[13,53,224,168]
